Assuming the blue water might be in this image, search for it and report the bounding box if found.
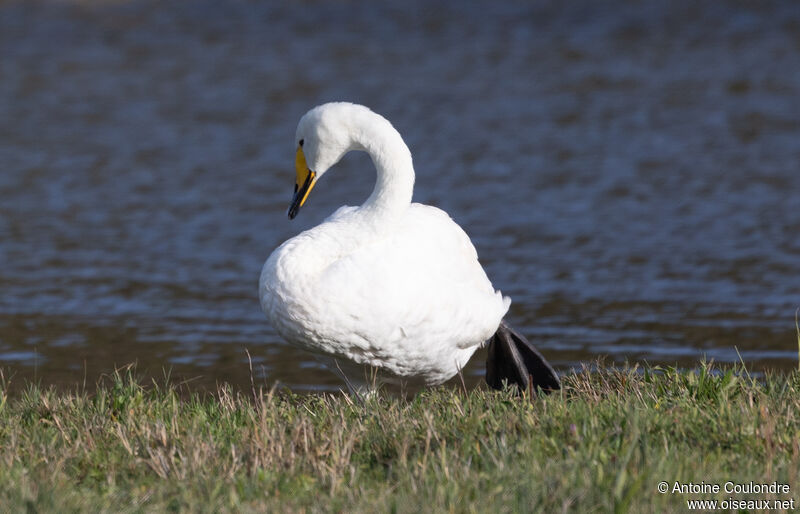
[1,0,799,392]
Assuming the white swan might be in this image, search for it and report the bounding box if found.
[259,102,559,392]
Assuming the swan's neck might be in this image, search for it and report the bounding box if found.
[356,120,415,219]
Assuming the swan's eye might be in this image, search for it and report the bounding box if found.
[299,139,304,147]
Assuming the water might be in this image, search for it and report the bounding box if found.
[1,0,799,393]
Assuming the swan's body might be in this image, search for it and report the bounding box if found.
[261,201,509,385]
[260,103,559,391]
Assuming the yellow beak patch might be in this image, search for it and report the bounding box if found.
[288,146,317,219]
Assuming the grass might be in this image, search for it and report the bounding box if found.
[1,362,799,513]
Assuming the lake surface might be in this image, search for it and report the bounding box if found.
[1,0,799,393]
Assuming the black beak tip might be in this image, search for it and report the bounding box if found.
[287,191,301,220]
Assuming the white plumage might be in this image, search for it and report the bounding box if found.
[259,103,511,388]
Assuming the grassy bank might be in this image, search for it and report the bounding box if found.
[1,363,799,512]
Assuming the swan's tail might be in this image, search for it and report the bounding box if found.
[485,321,561,393]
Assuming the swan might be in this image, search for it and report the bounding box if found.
[259,102,559,392]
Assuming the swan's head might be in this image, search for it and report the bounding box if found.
[288,102,374,219]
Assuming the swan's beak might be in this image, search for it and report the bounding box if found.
[288,146,317,220]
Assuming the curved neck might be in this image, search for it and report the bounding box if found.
[355,116,415,219]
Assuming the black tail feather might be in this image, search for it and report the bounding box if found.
[485,321,561,393]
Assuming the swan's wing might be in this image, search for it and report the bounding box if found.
[315,204,508,350]
[325,204,359,222]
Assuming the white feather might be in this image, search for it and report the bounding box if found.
[259,103,510,387]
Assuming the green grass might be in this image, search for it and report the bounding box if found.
[1,362,799,512]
